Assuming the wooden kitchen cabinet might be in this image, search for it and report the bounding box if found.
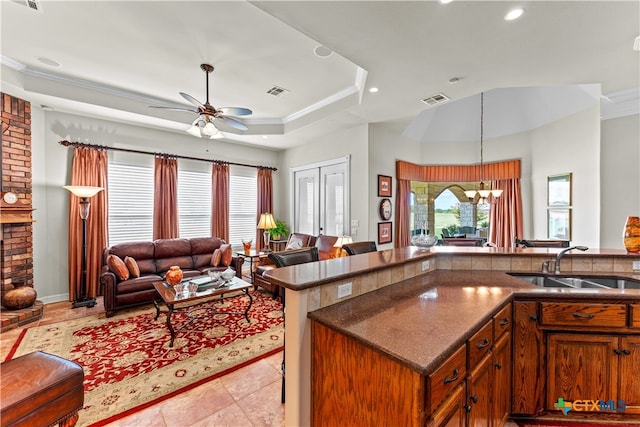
[619,336,640,412]
[466,352,492,427]
[492,331,511,426]
[428,383,467,427]
[512,301,545,416]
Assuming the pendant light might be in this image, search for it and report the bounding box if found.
[464,92,503,204]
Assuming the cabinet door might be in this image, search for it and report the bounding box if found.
[619,336,640,414]
[546,333,618,411]
[512,301,545,415]
[428,383,466,427]
[467,352,492,427]
[492,331,511,427]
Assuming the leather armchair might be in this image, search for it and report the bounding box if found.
[343,241,377,255]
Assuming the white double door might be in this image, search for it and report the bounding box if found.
[292,157,350,237]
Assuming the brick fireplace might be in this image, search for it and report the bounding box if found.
[1,92,43,332]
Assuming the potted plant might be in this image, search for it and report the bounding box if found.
[268,220,290,241]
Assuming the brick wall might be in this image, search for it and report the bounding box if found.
[1,92,34,299]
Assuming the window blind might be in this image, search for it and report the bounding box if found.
[178,169,211,238]
[229,166,257,250]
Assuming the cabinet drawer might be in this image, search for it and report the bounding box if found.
[540,302,627,327]
[631,304,640,328]
[468,320,493,367]
[493,302,512,339]
[426,344,467,414]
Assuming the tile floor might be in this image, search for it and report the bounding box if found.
[1,296,285,427]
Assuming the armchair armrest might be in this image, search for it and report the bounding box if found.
[99,271,117,317]
[231,256,245,278]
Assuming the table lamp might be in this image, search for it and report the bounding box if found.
[333,235,353,257]
[257,213,277,253]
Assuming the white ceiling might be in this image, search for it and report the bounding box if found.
[1,0,639,150]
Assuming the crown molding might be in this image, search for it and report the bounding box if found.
[601,87,640,120]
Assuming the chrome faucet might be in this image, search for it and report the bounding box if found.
[555,245,588,274]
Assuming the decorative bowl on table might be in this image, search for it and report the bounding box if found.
[410,233,438,249]
[208,270,221,282]
[173,283,185,294]
[220,268,235,281]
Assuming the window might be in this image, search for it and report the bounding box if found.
[108,160,257,249]
[228,166,257,249]
[107,162,154,245]
[178,168,211,238]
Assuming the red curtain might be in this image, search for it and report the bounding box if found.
[153,155,178,240]
[396,159,521,182]
[489,179,523,248]
[68,147,108,300]
[395,179,412,248]
[257,168,273,252]
[211,162,229,242]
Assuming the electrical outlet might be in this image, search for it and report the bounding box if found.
[337,282,352,298]
[633,261,640,271]
[352,227,358,236]
[421,260,430,271]
[351,220,359,227]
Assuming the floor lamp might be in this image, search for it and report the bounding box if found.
[64,185,104,309]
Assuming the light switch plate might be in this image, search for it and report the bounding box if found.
[351,220,359,227]
[421,260,430,271]
[633,261,640,271]
[337,283,352,298]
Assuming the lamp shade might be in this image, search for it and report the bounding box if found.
[63,186,104,198]
[257,213,277,230]
[334,235,353,248]
[187,116,221,139]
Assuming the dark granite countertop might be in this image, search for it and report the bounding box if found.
[307,270,640,376]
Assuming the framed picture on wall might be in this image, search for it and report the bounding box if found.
[548,208,571,240]
[378,221,393,244]
[378,175,392,197]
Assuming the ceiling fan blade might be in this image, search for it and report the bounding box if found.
[217,107,252,116]
[217,115,248,131]
[180,92,204,108]
[149,105,199,114]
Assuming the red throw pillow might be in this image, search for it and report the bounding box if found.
[211,248,222,267]
[124,256,140,278]
[220,243,232,266]
[107,254,130,281]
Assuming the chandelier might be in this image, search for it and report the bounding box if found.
[464,92,503,205]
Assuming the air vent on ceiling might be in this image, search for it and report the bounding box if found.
[25,0,42,12]
[421,93,450,106]
[267,86,290,96]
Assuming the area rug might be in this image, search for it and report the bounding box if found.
[5,290,284,427]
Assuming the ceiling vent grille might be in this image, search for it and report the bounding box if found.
[267,86,290,96]
[421,93,450,106]
[24,0,42,12]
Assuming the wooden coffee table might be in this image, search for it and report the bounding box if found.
[153,276,253,347]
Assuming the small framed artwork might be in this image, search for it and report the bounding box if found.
[548,208,571,240]
[378,175,392,197]
[547,173,572,207]
[378,221,393,244]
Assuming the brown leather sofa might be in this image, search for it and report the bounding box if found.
[253,234,339,297]
[100,237,244,317]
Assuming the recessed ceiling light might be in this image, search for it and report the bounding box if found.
[314,45,333,58]
[439,0,454,4]
[369,87,379,93]
[36,56,61,67]
[634,35,640,51]
[504,8,524,21]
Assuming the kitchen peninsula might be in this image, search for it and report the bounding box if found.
[264,246,640,426]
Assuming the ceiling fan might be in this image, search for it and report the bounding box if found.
[151,63,252,138]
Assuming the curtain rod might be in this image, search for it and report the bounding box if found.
[58,140,278,171]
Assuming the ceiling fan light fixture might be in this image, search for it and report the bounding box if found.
[187,116,221,139]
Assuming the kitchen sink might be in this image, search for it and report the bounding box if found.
[508,273,640,290]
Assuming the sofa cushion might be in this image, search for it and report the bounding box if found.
[285,235,304,250]
[107,255,129,281]
[211,249,222,267]
[106,241,156,275]
[116,275,163,295]
[154,238,194,272]
[220,244,232,266]
[124,256,140,278]
[190,237,225,269]
[269,247,319,267]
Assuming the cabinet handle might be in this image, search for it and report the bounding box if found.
[470,395,479,403]
[477,338,490,349]
[622,349,631,356]
[443,368,459,384]
[494,362,502,370]
[463,404,472,412]
[614,348,622,355]
[499,318,509,326]
[529,315,538,321]
[572,312,595,319]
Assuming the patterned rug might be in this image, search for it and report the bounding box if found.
[5,290,284,427]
